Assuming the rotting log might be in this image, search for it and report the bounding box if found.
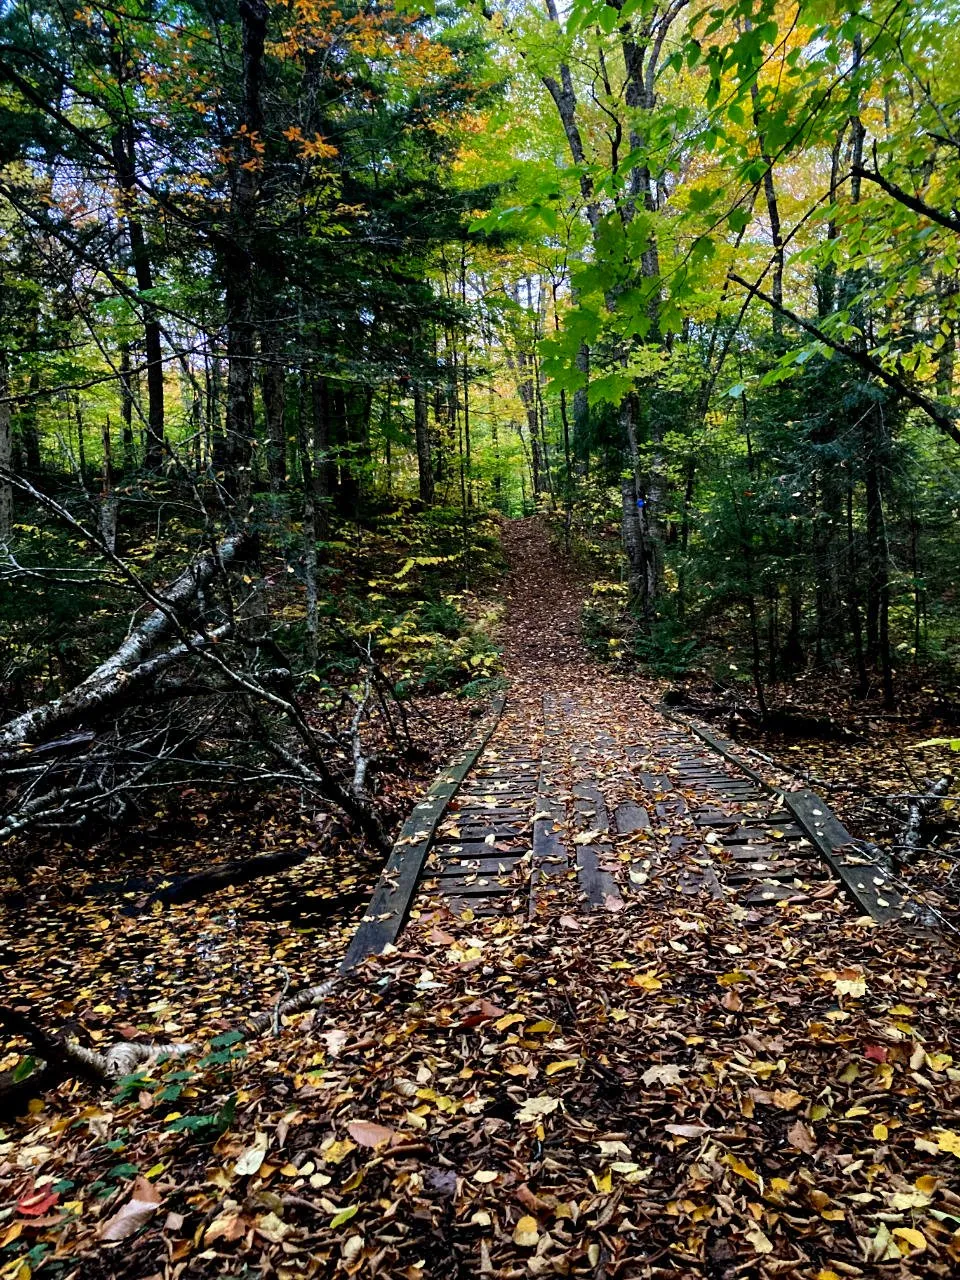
[152,848,310,906]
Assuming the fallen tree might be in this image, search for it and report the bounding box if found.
[0,539,248,760]
[0,477,392,852]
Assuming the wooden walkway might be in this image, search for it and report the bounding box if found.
[342,691,924,970]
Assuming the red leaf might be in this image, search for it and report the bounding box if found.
[864,1043,888,1063]
[17,1188,60,1218]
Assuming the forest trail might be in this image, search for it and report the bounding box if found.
[378,517,903,936]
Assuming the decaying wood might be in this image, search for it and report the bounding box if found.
[1,967,344,1096]
[0,484,391,851]
[152,848,310,906]
[900,775,952,864]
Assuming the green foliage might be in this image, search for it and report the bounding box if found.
[166,1093,237,1139]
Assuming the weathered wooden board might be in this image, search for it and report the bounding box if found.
[614,800,650,835]
[340,696,506,971]
[571,780,620,909]
[529,695,570,911]
[658,700,919,928]
[783,788,909,924]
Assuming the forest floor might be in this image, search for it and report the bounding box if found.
[3,519,960,1280]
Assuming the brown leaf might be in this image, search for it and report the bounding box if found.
[347,1120,396,1148]
[787,1120,817,1153]
[98,1177,162,1242]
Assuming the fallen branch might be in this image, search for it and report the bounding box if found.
[1,967,343,1096]
[152,848,310,907]
[900,775,952,865]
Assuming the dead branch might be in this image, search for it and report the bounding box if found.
[152,848,309,906]
[900,775,952,865]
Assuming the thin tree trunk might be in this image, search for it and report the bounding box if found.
[413,380,434,503]
[261,327,287,492]
[846,482,869,695]
[299,378,319,669]
[219,0,268,497]
[99,418,118,554]
[109,27,164,469]
[0,351,11,540]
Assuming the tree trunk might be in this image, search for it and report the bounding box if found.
[108,26,164,471]
[299,380,319,669]
[219,0,268,498]
[99,418,118,554]
[413,380,434,503]
[261,328,287,492]
[0,351,11,541]
[119,341,135,472]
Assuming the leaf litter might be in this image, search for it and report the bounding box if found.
[2,518,959,1278]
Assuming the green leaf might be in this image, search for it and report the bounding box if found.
[12,1055,37,1083]
[728,208,751,233]
[330,1204,359,1228]
[209,1030,245,1049]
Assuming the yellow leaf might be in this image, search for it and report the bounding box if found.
[546,1059,579,1076]
[936,1129,960,1156]
[321,1139,356,1165]
[494,1014,524,1032]
[723,1154,760,1186]
[591,1168,612,1193]
[873,1123,889,1141]
[893,1227,926,1253]
[629,971,663,991]
[513,1215,539,1247]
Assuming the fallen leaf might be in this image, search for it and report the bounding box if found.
[16,1187,60,1218]
[641,1063,683,1086]
[772,1088,803,1111]
[347,1121,395,1149]
[545,1058,579,1076]
[98,1177,162,1242]
[234,1132,269,1177]
[513,1214,539,1246]
[893,1226,926,1253]
[787,1120,817,1153]
[516,1095,559,1123]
